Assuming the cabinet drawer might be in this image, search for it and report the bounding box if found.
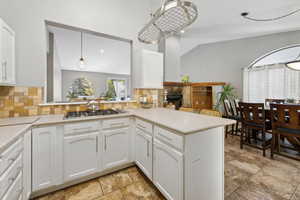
[103,118,130,130]
[64,121,99,135]
[2,172,22,200]
[0,154,23,198]
[136,118,153,134]
[154,126,183,151]
[0,138,23,176]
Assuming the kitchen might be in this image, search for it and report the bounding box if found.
[1,0,300,200]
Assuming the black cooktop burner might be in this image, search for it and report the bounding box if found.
[65,109,119,119]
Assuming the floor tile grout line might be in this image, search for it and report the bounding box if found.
[289,184,299,200]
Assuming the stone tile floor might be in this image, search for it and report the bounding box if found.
[35,136,300,200]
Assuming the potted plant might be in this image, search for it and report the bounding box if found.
[215,84,237,112]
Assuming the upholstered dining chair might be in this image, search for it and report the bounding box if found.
[239,102,272,157]
[270,104,300,160]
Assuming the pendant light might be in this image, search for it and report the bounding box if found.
[286,53,300,71]
[138,0,198,44]
[79,32,85,69]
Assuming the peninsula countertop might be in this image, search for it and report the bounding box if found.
[0,108,235,153]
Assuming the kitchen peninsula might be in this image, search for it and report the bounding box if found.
[0,108,235,200]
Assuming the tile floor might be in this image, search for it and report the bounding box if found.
[35,136,300,200]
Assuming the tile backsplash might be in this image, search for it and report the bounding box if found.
[0,86,164,118]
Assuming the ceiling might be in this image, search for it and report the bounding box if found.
[150,0,300,55]
[47,26,131,75]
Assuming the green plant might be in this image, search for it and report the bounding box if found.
[181,75,190,83]
[66,77,95,99]
[215,84,237,110]
[105,80,116,99]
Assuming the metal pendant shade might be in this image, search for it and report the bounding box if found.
[286,60,300,71]
[138,0,198,44]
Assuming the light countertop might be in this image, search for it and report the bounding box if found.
[0,108,235,153]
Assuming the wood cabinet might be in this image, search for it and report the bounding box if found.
[64,132,99,182]
[135,128,152,180]
[0,18,15,85]
[32,127,62,191]
[102,127,130,170]
[153,139,183,200]
[136,49,164,89]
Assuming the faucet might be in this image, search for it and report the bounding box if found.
[87,100,99,112]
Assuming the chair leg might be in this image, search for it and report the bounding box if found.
[271,133,275,159]
[240,127,244,149]
[262,130,266,157]
[225,126,228,138]
[231,124,234,135]
[235,122,239,135]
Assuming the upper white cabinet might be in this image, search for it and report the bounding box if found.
[0,18,15,85]
[136,49,164,89]
[32,126,63,192]
[102,127,130,170]
[64,132,99,182]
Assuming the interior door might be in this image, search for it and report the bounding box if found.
[153,139,183,200]
[1,21,15,84]
[103,127,130,170]
[64,132,99,182]
[135,128,152,180]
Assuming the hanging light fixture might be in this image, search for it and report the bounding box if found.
[79,32,85,69]
[286,53,300,71]
[138,0,198,44]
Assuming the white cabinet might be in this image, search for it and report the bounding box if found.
[0,18,15,85]
[64,132,99,182]
[102,127,130,170]
[135,128,152,180]
[136,49,164,89]
[32,126,62,191]
[153,139,183,200]
[23,131,31,200]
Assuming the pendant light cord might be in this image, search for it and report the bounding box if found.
[241,8,300,22]
[80,32,83,58]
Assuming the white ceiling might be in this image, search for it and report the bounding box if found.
[151,0,300,55]
[48,26,131,75]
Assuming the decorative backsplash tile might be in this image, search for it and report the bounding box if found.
[0,86,164,118]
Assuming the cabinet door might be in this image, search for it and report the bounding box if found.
[0,20,15,84]
[103,128,130,170]
[153,139,183,200]
[32,127,57,191]
[64,132,99,182]
[142,50,163,89]
[23,131,31,200]
[135,128,152,180]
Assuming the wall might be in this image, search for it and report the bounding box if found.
[159,36,181,82]
[61,70,131,101]
[0,0,155,87]
[181,30,300,97]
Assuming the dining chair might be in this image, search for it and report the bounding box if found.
[239,102,272,157]
[232,99,242,135]
[270,104,300,160]
[223,99,240,137]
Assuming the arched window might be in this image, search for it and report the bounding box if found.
[243,45,300,102]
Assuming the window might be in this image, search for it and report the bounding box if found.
[244,64,300,103]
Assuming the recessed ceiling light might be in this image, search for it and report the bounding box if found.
[180,30,185,34]
[100,49,105,54]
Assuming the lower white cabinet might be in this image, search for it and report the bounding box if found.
[135,128,152,180]
[23,131,31,200]
[103,127,130,170]
[32,127,62,191]
[153,139,183,200]
[64,132,99,182]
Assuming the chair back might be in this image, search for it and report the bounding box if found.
[270,104,300,135]
[239,102,266,126]
[232,99,240,116]
[265,99,285,108]
[224,99,234,117]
